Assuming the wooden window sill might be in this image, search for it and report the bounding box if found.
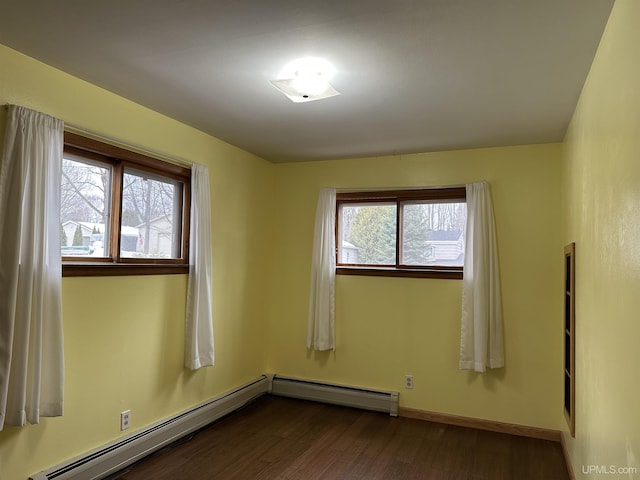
[63,263,189,277]
[336,266,462,280]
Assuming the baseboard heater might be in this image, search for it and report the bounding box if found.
[269,375,399,416]
[30,376,269,480]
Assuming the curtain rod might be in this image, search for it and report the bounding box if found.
[4,103,195,168]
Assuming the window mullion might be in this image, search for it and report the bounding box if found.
[396,199,402,268]
[335,202,341,265]
[110,161,124,262]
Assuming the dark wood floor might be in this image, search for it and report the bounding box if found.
[112,395,569,480]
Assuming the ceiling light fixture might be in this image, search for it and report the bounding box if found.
[270,57,340,103]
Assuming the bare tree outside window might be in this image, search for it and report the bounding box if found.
[61,131,190,276]
[61,156,110,256]
[121,168,182,258]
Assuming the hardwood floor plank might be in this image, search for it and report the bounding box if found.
[112,396,569,480]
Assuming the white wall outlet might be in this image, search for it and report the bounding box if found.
[404,375,414,389]
[121,410,131,431]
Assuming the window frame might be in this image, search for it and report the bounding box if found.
[336,187,466,280]
[62,132,191,277]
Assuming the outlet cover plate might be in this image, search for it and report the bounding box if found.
[121,410,131,430]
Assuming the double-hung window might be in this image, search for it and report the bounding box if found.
[61,132,191,276]
[336,188,467,279]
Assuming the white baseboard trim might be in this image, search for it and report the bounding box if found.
[29,376,269,480]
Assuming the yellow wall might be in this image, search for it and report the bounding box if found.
[267,143,564,430]
[561,0,640,476]
[0,44,275,479]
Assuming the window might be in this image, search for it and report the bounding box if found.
[336,188,467,279]
[61,132,190,276]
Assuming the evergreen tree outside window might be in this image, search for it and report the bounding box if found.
[60,223,68,246]
[72,224,83,246]
[344,203,396,265]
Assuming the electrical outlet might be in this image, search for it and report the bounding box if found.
[121,410,131,431]
[404,375,414,389]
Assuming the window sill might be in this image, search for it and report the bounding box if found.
[336,266,462,280]
[63,263,189,277]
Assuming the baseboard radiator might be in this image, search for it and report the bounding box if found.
[269,375,399,416]
[30,376,269,480]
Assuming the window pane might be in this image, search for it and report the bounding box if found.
[339,203,397,265]
[401,202,467,266]
[61,156,111,257]
[121,168,183,259]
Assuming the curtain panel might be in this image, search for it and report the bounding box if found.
[307,187,336,351]
[184,163,215,370]
[459,181,504,372]
[0,105,65,430]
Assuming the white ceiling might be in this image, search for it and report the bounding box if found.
[0,0,614,163]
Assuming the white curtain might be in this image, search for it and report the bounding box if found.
[184,163,215,370]
[307,188,336,351]
[459,181,504,372]
[0,105,65,430]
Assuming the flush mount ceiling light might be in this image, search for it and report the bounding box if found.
[270,57,340,103]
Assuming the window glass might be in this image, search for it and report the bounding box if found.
[61,155,111,257]
[339,203,396,265]
[401,202,467,267]
[121,168,183,259]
